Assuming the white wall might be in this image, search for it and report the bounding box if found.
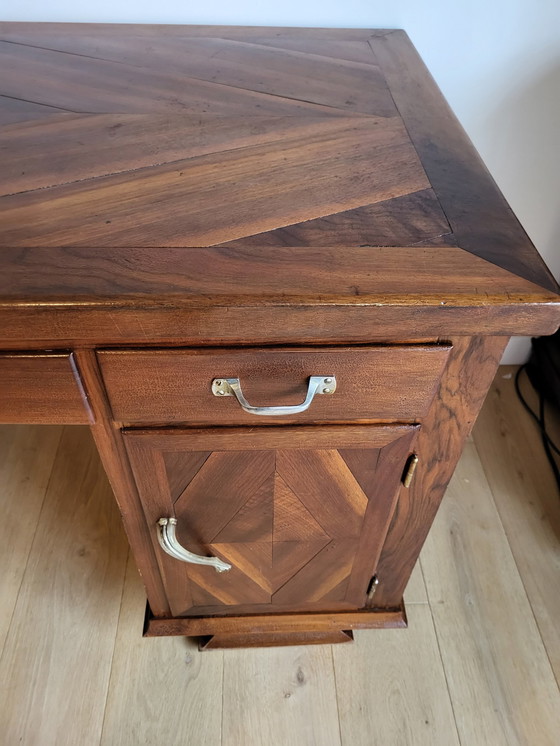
[3,1,559,362]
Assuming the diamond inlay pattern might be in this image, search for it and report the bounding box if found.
[165,448,373,608]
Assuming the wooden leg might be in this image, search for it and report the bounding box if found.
[374,336,509,606]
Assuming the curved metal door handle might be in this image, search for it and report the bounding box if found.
[211,375,337,416]
[157,518,232,573]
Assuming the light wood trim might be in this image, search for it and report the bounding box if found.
[473,367,560,681]
[0,427,128,745]
[100,554,224,746]
[333,605,461,745]
[0,424,63,655]
[421,443,560,744]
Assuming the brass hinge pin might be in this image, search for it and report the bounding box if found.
[402,454,419,488]
[366,575,379,601]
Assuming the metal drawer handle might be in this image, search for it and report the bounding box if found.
[157,518,232,573]
[211,375,337,416]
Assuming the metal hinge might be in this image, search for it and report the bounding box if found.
[402,454,419,488]
[366,575,379,601]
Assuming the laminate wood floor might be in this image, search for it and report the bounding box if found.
[1,365,559,746]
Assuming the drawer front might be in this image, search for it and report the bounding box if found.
[0,352,90,424]
[99,345,450,425]
[124,424,418,617]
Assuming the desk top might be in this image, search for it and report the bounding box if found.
[0,23,558,346]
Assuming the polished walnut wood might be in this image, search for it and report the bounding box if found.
[0,26,559,347]
[125,425,417,618]
[374,335,510,606]
[143,604,407,638]
[0,22,559,648]
[198,630,355,649]
[98,346,450,425]
[0,353,91,424]
[369,32,558,292]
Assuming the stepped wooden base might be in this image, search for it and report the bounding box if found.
[199,630,354,650]
[143,602,407,649]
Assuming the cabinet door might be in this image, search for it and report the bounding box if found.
[124,425,418,617]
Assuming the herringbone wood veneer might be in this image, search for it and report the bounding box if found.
[0,24,558,347]
[126,426,417,617]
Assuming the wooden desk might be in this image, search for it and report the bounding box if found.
[1,23,558,649]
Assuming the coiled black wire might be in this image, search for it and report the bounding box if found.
[514,364,560,491]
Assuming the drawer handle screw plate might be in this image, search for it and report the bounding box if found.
[211,375,337,416]
[157,518,232,573]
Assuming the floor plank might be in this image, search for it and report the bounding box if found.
[101,554,223,746]
[333,604,459,746]
[403,557,428,604]
[0,427,128,746]
[222,643,341,746]
[421,442,560,746]
[1,366,560,744]
[0,424,62,655]
[473,366,560,681]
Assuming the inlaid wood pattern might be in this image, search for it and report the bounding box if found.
[171,447,371,609]
[0,116,428,248]
[216,189,451,248]
[125,425,417,617]
[0,35,397,115]
[0,23,558,345]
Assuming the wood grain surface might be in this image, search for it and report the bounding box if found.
[98,345,450,425]
[0,23,557,347]
[100,555,223,746]
[0,353,91,424]
[2,374,559,740]
[0,245,558,348]
[421,443,560,745]
[473,367,560,681]
[0,22,559,660]
[0,427,129,746]
[333,607,461,746]
[200,629,354,649]
[73,349,171,616]
[373,335,509,607]
[125,425,416,618]
[0,425,62,655]
[221,644,342,745]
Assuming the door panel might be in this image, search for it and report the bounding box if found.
[124,425,418,617]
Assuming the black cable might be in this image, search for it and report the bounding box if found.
[514,364,560,491]
[514,366,560,456]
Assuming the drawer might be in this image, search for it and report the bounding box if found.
[98,345,451,425]
[0,352,91,424]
